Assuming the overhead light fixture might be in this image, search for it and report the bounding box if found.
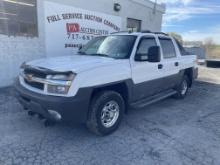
[3,0,35,7]
[0,11,17,16]
[114,3,121,12]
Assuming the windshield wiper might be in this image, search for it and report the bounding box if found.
[78,52,112,58]
[90,53,111,58]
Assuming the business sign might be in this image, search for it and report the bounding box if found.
[44,1,122,56]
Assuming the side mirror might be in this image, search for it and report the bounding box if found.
[148,46,161,63]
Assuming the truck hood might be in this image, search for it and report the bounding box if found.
[27,55,121,73]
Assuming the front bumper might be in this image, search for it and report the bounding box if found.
[15,80,92,123]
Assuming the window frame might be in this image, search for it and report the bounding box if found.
[174,39,189,56]
[135,36,158,60]
[0,0,38,37]
[159,37,177,59]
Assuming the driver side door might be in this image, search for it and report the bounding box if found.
[131,36,164,102]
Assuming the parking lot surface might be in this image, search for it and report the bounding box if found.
[1,66,220,165]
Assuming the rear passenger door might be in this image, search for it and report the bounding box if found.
[158,37,181,90]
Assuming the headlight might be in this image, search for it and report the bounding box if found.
[47,85,70,94]
[47,73,76,94]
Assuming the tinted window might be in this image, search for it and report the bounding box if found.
[0,0,38,37]
[175,39,189,55]
[159,38,176,58]
[136,37,157,58]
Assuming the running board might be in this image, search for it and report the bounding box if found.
[130,90,177,109]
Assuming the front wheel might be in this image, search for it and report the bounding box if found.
[174,75,190,99]
[86,91,125,136]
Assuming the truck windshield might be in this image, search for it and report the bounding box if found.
[78,35,137,59]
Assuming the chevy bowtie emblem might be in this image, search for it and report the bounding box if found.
[26,74,33,81]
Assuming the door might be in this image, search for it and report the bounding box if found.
[158,37,181,90]
[131,36,166,102]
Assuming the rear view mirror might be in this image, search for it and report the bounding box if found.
[148,46,161,63]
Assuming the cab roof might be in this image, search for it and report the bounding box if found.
[111,31,170,38]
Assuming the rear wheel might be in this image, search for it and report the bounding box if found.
[174,75,190,99]
[86,91,125,136]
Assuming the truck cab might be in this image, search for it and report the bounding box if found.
[15,31,198,135]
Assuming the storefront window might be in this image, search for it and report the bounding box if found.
[0,0,38,37]
[127,18,142,32]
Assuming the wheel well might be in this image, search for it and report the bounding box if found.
[90,82,129,112]
[184,68,193,87]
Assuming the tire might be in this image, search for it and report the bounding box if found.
[86,91,125,136]
[174,75,190,99]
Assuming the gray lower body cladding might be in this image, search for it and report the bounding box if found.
[130,67,198,102]
[15,80,92,123]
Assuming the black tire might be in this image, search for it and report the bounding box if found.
[174,75,190,99]
[86,91,125,136]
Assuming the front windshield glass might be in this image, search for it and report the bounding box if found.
[79,35,137,59]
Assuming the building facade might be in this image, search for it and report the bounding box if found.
[0,0,165,87]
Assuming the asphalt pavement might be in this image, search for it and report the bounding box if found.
[0,66,220,165]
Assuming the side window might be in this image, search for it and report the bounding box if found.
[136,37,157,57]
[159,38,176,58]
[175,39,188,55]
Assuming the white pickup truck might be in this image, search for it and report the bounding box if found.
[15,31,198,135]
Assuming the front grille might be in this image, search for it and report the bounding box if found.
[24,79,44,90]
[23,67,46,90]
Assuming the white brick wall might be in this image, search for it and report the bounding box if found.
[0,35,45,87]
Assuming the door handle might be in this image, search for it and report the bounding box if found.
[175,62,179,66]
[158,64,163,69]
